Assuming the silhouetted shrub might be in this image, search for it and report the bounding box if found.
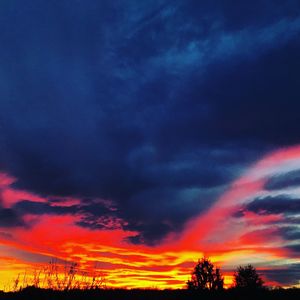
[233,264,264,290]
[187,257,224,291]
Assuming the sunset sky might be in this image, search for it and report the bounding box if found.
[0,0,300,290]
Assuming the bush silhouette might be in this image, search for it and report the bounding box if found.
[187,257,224,291]
[233,264,264,290]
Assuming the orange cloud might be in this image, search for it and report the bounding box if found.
[1,145,300,289]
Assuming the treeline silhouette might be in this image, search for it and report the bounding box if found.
[187,257,264,291]
[0,257,299,300]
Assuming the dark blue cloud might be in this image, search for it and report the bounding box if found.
[286,244,300,253]
[0,202,24,228]
[13,200,78,216]
[0,0,300,244]
[245,195,300,215]
[279,227,300,241]
[262,264,300,285]
[10,199,120,230]
[265,170,300,190]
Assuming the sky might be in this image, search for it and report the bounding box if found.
[0,0,300,290]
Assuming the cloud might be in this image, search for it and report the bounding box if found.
[0,231,12,239]
[11,199,123,231]
[280,227,300,241]
[0,207,24,228]
[245,195,300,215]
[2,144,300,288]
[1,0,300,289]
[265,170,300,190]
[286,244,300,254]
[0,0,300,244]
[13,200,77,216]
[262,264,300,286]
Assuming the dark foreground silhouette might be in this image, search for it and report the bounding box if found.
[1,259,298,299]
[1,287,300,300]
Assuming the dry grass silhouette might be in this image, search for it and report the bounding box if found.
[11,259,104,292]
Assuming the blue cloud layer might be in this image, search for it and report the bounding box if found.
[0,0,300,244]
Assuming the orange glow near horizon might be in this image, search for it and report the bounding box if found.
[1,145,300,290]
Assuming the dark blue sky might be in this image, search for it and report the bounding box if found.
[0,0,300,246]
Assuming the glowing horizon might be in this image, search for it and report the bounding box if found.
[1,145,300,290]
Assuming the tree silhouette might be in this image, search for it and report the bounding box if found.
[233,264,264,289]
[187,257,224,291]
